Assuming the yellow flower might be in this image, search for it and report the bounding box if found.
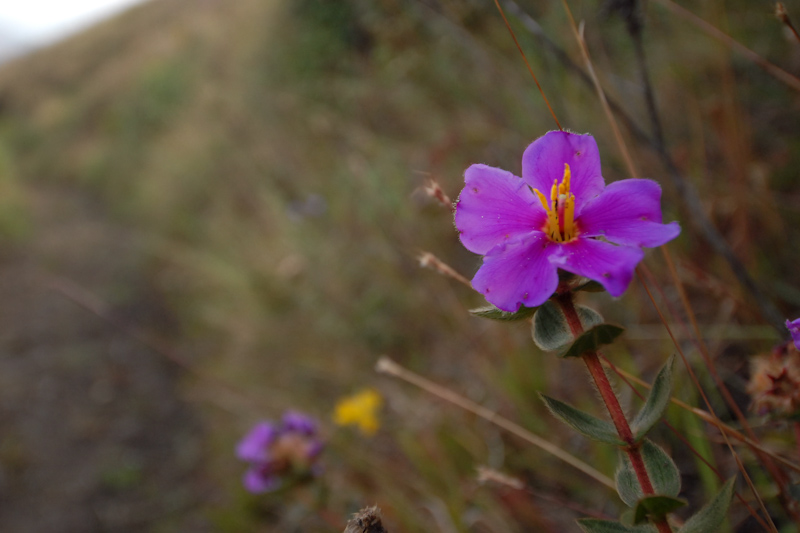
[333,388,383,436]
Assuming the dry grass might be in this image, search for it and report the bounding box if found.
[0,0,798,531]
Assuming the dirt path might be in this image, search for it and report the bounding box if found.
[0,187,209,532]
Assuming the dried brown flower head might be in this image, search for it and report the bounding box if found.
[748,342,800,418]
[343,506,388,533]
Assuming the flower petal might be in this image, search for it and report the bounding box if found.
[455,164,546,255]
[243,466,281,493]
[282,411,317,436]
[551,238,644,297]
[522,131,605,210]
[237,422,278,462]
[787,318,800,351]
[578,179,680,247]
[471,232,559,311]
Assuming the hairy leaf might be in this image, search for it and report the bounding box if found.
[561,324,625,359]
[680,478,735,533]
[616,452,641,507]
[616,440,680,507]
[540,394,625,446]
[632,355,675,441]
[532,301,603,351]
[641,440,681,498]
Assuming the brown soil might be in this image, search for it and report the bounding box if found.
[0,186,210,532]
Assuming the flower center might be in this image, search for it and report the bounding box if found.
[533,163,577,242]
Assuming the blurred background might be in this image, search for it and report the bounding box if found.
[0,0,798,531]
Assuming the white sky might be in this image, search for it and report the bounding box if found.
[0,0,146,46]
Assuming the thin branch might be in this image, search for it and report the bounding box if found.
[599,353,773,532]
[775,3,800,45]
[656,249,800,526]
[418,251,472,287]
[558,4,639,179]
[492,0,563,130]
[653,0,800,92]
[477,466,614,521]
[375,356,615,489]
[636,271,779,533]
[600,353,800,475]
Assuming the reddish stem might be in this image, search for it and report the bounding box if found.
[556,291,671,533]
[795,422,800,463]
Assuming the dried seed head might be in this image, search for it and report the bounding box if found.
[344,506,388,533]
[748,342,800,418]
[422,178,453,210]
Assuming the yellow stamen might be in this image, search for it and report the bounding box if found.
[534,188,550,211]
[560,163,571,196]
[532,164,577,243]
[564,194,575,240]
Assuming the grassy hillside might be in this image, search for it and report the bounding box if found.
[0,0,799,531]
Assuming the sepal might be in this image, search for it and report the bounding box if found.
[561,324,625,359]
[573,278,606,293]
[469,304,537,321]
[633,495,686,525]
[532,300,603,351]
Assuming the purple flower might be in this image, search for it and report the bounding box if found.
[455,131,680,312]
[282,411,317,435]
[243,462,282,493]
[236,412,324,494]
[237,422,279,463]
[787,318,800,350]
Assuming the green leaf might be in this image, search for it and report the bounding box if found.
[633,495,687,524]
[540,394,625,446]
[616,440,680,507]
[632,355,675,441]
[641,440,681,498]
[469,304,538,321]
[532,301,572,351]
[616,452,642,507]
[620,509,636,527]
[578,519,656,533]
[680,478,735,533]
[561,324,625,359]
[532,301,603,351]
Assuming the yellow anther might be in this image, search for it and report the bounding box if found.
[534,189,550,212]
[533,165,577,243]
[564,195,575,240]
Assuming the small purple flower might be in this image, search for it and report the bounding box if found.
[236,412,324,494]
[787,318,800,350]
[282,411,316,435]
[243,463,282,493]
[237,422,279,463]
[455,131,680,312]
